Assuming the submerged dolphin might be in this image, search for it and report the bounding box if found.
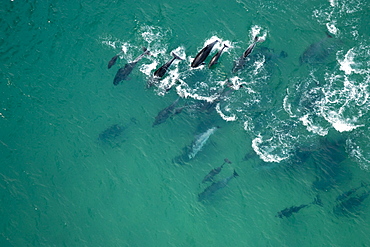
[232,36,264,73]
[299,32,338,65]
[336,182,368,201]
[198,170,239,201]
[334,186,370,216]
[276,196,322,218]
[202,158,232,183]
[191,40,219,68]
[113,47,150,85]
[208,43,228,68]
[154,52,183,78]
[153,98,184,127]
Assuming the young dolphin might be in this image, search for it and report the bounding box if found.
[208,43,229,68]
[191,40,219,68]
[108,49,124,69]
[154,52,183,78]
[198,170,239,201]
[202,158,232,183]
[113,47,150,85]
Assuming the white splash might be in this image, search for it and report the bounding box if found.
[299,114,328,136]
[140,61,158,76]
[283,90,296,117]
[320,110,364,132]
[326,22,338,35]
[329,0,337,7]
[339,48,356,75]
[215,103,237,121]
[251,136,288,163]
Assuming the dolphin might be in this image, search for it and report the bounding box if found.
[208,43,228,68]
[336,182,368,201]
[299,32,339,65]
[232,36,264,73]
[276,196,323,218]
[153,98,184,127]
[334,188,370,216]
[188,126,218,159]
[108,50,124,69]
[198,170,239,201]
[191,40,219,68]
[154,52,183,78]
[202,158,232,183]
[113,47,150,85]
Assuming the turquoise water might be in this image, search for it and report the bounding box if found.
[1,0,370,246]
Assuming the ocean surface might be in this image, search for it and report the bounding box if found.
[1,0,370,246]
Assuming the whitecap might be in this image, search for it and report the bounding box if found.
[215,103,237,122]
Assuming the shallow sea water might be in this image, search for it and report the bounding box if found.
[1,0,370,246]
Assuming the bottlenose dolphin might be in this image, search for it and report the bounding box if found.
[276,196,322,218]
[336,182,368,201]
[191,40,219,68]
[98,118,137,147]
[334,185,370,216]
[198,170,239,201]
[202,158,232,183]
[188,126,218,159]
[208,43,228,68]
[299,32,338,65]
[154,52,183,78]
[153,98,184,127]
[232,36,264,73]
[108,50,124,69]
[113,47,150,85]
[173,126,219,165]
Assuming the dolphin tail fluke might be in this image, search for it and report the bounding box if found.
[224,158,232,164]
[325,31,334,38]
[233,170,239,177]
[279,51,288,58]
[361,181,368,188]
[130,117,138,124]
[142,47,151,56]
[312,195,323,207]
[171,52,183,60]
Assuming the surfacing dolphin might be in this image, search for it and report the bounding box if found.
[198,170,239,201]
[191,40,219,68]
[147,52,183,89]
[113,47,150,85]
[154,52,183,78]
[232,36,264,73]
[208,43,228,68]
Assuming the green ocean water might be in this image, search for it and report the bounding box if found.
[1,0,370,246]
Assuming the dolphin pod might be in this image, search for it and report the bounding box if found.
[108,35,268,86]
[102,33,351,212]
